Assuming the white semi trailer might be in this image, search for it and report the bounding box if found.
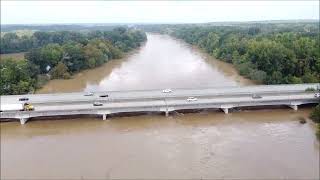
[0,103,24,112]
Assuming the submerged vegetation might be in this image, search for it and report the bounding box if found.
[310,104,320,123]
[310,104,320,140]
[0,27,147,95]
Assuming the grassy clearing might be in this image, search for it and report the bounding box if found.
[0,52,25,61]
[1,29,35,37]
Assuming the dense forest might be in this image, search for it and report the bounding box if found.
[0,27,147,95]
[1,26,146,54]
[1,24,126,32]
[141,22,320,84]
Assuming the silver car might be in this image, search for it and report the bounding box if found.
[84,92,94,96]
[187,97,197,101]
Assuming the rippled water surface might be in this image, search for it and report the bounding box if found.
[1,34,319,179]
[1,110,319,179]
[38,34,252,93]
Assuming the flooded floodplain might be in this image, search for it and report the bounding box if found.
[1,34,319,179]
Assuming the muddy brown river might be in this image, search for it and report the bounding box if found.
[1,34,319,179]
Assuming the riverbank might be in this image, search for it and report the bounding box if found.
[169,25,319,84]
[36,48,142,94]
[165,33,255,86]
[192,45,255,86]
[38,33,254,94]
[0,28,147,95]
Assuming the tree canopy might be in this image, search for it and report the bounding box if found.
[1,28,147,95]
[156,22,320,84]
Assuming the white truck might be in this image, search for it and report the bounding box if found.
[0,103,34,112]
[0,103,24,112]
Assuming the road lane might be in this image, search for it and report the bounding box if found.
[1,83,319,105]
[12,93,315,114]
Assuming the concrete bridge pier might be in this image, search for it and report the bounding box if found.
[289,105,298,111]
[222,108,229,114]
[20,118,29,125]
[165,110,169,117]
[102,114,109,120]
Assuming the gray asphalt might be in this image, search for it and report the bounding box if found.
[14,93,318,112]
[1,83,319,114]
[1,83,319,106]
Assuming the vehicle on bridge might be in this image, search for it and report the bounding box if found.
[252,94,262,99]
[84,92,94,96]
[93,102,103,106]
[23,103,34,111]
[315,93,320,98]
[0,103,34,112]
[99,94,109,98]
[162,89,172,93]
[19,97,29,101]
[187,97,197,101]
[0,104,24,112]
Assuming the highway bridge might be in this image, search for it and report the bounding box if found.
[1,83,319,124]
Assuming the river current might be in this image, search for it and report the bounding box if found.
[1,34,319,179]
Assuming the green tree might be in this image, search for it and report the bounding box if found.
[0,58,38,95]
[61,42,85,72]
[49,62,71,79]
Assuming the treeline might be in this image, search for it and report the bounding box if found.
[158,23,319,84]
[0,27,147,95]
[310,103,320,140]
[1,27,146,54]
[1,24,125,32]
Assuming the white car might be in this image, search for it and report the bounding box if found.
[84,92,94,96]
[315,93,320,98]
[187,97,197,102]
[162,89,172,93]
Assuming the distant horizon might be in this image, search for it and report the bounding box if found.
[2,1,319,24]
[2,19,319,26]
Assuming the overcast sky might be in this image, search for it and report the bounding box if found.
[1,1,319,24]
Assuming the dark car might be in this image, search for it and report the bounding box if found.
[93,102,103,106]
[19,97,29,101]
[99,94,109,97]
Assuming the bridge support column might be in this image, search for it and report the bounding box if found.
[20,118,28,125]
[289,105,298,111]
[222,108,229,114]
[102,114,109,120]
[165,110,169,117]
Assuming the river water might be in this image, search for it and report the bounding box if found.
[1,34,319,179]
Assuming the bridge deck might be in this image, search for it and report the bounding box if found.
[1,83,319,124]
